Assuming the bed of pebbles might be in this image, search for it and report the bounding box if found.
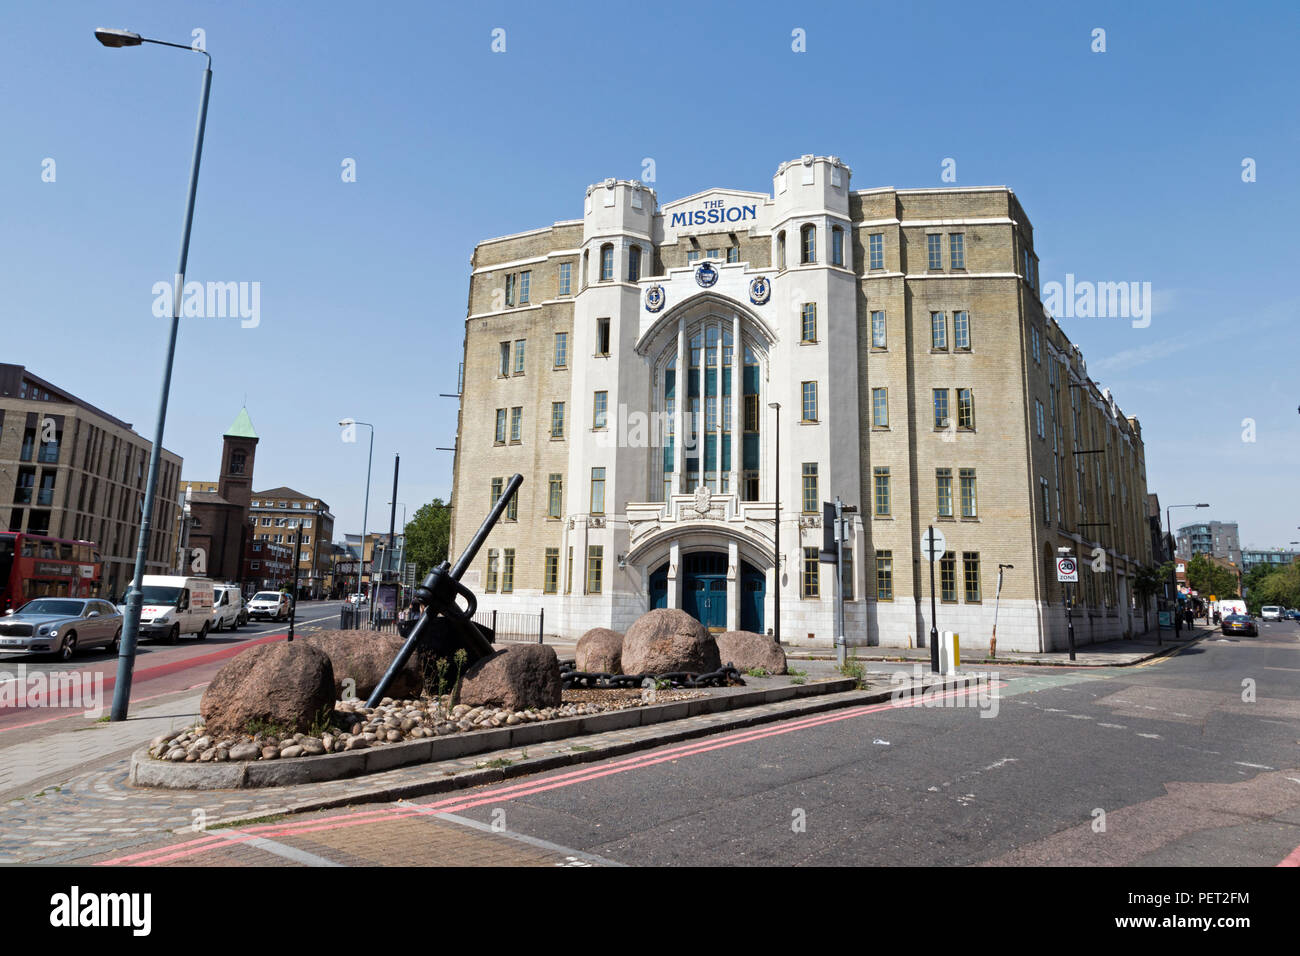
[149,688,706,763]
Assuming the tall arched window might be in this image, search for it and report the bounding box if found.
[230,449,245,475]
[800,224,816,264]
[776,231,786,271]
[628,245,642,282]
[600,243,614,281]
[582,249,589,289]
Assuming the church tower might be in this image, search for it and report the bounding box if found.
[218,407,258,511]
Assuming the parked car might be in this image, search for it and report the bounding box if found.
[1260,605,1282,622]
[247,591,291,621]
[1221,614,1258,637]
[0,598,123,660]
[210,585,244,632]
[114,575,214,644]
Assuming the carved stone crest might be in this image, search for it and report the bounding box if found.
[693,484,712,515]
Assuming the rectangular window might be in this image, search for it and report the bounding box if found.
[869,233,884,270]
[510,406,523,443]
[1035,400,1045,439]
[1031,325,1041,363]
[505,273,515,307]
[871,310,886,349]
[687,249,701,263]
[513,339,525,374]
[499,342,510,377]
[558,263,572,296]
[590,467,606,515]
[963,552,982,602]
[505,487,518,521]
[832,228,844,266]
[960,468,977,518]
[872,388,888,427]
[949,233,965,270]
[486,549,498,593]
[566,546,573,594]
[1041,477,1051,525]
[744,393,759,433]
[551,402,565,438]
[801,303,816,343]
[931,312,947,350]
[601,246,614,281]
[801,462,818,514]
[874,467,891,516]
[726,246,739,263]
[596,317,611,356]
[491,476,503,509]
[587,545,603,594]
[554,331,568,368]
[876,550,894,600]
[548,473,563,518]
[519,271,530,304]
[940,552,957,602]
[927,234,943,270]
[706,248,720,259]
[802,547,820,598]
[495,409,507,444]
[933,389,949,428]
[953,310,970,350]
[842,547,854,600]
[801,381,817,422]
[936,468,953,517]
[501,549,515,592]
[957,389,975,429]
[544,548,559,593]
[593,391,608,430]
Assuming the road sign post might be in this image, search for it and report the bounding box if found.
[1056,552,1078,661]
[922,526,946,673]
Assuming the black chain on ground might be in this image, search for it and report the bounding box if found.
[559,661,745,689]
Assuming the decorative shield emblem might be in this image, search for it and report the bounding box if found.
[695,262,718,288]
[645,284,665,313]
[749,276,771,305]
[693,484,712,515]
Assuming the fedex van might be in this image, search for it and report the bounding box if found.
[116,576,214,643]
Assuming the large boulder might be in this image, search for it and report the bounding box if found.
[459,644,563,711]
[621,608,720,676]
[715,630,787,675]
[304,629,422,701]
[201,641,335,738]
[575,628,623,674]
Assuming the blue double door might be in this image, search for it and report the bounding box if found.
[649,551,765,634]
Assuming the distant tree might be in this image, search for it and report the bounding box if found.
[1247,562,1300,613]
[1242,562,1281,597]
[1186,554,1240,602]
[405,498,451,582]
[1132,562,1168,633]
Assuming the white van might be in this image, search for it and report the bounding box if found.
[1260,605,1282,621]
[211,585,245,632]
[120,576,215,643]
[1215,599,1247,619]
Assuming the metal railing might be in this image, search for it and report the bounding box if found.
[472,608,546,644]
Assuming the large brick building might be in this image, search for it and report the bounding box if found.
[0,363,182,601]
[449,155,1154,651]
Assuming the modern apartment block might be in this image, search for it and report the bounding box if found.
[449,155,1154,652]
[0,363,182,599]
[1176,520,1241,567]
[248,487,334,598]
[1241,548,1299,574]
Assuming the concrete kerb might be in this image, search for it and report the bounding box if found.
[786,630,1211,668]
[132,676,865,791]
[182,672,984,832]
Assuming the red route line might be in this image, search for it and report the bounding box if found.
[99,682,992,867]
[1279,844,1300,867]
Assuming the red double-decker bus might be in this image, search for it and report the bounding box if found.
[0,532,102,612]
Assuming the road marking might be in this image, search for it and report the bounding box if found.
[214,828,342,867]
[1234,762,1275,770]
[405,806,626,867]
[1136,733,1161,739]
[1097,723,1127,729]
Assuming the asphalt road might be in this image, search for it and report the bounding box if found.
[0,600,348,732]
[383,619,1300,866]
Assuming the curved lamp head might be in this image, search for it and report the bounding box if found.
[95,28,143,48]
[338,418,354,427]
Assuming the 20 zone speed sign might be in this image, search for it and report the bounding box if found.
[1056,556,1079,583]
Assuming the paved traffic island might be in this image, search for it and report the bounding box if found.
[129,675,859,790]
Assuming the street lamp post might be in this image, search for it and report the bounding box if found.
[991,563,1013,658]
[100,27,213,722]
[767,401,781,645]
[388,500,407,599]
[339,419,374,624]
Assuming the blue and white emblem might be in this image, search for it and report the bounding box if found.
[749,276,771,305]
[695,262,719,288]
[645,284,665,313]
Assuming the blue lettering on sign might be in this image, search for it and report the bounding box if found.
[670,204,757,229]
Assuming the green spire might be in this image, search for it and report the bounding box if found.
[224,407,258,439]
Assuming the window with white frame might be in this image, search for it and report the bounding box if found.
[871,310,886,349]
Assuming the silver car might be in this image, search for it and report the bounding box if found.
[0,598,124,660]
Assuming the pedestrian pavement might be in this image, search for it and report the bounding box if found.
[785,624,1213,667]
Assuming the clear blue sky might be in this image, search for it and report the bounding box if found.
[3,0,1297,550]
